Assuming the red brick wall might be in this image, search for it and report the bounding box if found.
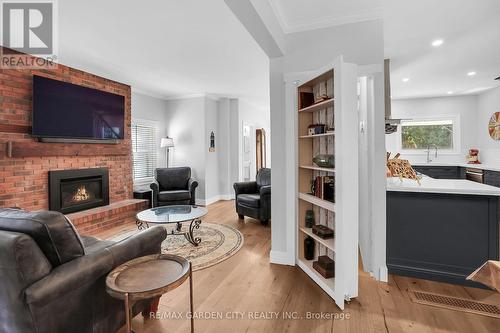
[67,199,148,235]
[0,51,133,210]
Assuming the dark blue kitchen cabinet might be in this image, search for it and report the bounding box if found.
[484,170,500,188]
[412,166,460,179]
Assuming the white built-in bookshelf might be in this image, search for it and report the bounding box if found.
[295,57,359,310]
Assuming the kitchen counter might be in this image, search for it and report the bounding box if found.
[411,162,500,172]
[386,175,500,287]
[387,176,500,196]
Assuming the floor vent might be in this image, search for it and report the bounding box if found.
[409,290,500,319]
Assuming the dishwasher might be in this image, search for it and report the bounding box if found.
[465,168,484,183]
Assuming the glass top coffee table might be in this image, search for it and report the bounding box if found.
[136,205,207,246]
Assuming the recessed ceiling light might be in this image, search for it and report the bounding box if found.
[402,78,410,82]
[432,39,444,47]
[447,91,454,94]
[467,71,477,76]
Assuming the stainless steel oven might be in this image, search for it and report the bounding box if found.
[465,168,484,183]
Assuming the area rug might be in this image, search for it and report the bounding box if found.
[108,222,244,271]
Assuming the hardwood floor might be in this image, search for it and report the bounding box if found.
[95,200,500,333]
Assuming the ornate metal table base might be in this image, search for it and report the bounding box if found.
[135,220,149,230]
[136,218,202,247]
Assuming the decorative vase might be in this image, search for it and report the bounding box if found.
[305,210,315,228]
[312,154,335,168]
[304,236,315,260]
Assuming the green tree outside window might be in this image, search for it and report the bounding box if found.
[401,120,454,150]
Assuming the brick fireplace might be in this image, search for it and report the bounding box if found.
[0,48,147,234]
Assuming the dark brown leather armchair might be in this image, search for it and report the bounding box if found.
[150,167,198,207]
[0,208,167,333]
[233,168,271,225]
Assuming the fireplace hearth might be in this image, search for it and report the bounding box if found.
[49,168,109,214]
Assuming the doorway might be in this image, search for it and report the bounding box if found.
[242,123,255,181]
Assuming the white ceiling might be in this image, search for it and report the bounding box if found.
[384,0,500,99]
[56,0,500,107]
[268,0,383,33]
[57,0,270,109]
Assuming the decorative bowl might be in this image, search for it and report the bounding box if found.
[312,154,335,168]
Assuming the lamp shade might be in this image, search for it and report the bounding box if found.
[160,137,174,148]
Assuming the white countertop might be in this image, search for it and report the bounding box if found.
[411,162,500,172]
[387,176,500,196]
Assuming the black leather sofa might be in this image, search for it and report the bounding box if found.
[0,208,167,333]
[233,168,271,225]
[150,167,198,207]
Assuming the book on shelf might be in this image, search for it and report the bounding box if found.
[312,176,335,202]
[299,92,315,109]
[312,224,334,239]
[313,255,335,279]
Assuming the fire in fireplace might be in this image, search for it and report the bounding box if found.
[73,186,90,202]
[49,168,109,214]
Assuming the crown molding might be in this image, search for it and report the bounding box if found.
[163,93,207,101]
[131,87,171,100]
[268,1,383,34]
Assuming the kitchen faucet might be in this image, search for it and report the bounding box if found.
[426,145,438,163]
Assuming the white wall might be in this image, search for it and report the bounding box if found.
[386,90,500,166]
[269,57,288,259]
[216,97,259,199]
[229,99,240,188]
[164,96,270,205]
[386,95,478,163]
[283,21,384,73]
[477,86,500,165]
[216,98,232,198]
[204,98,220,202]
[131,92,168,185]
[164,97,207,201]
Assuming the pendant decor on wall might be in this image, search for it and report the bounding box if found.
[209,131,215,152]
[489,112,500,140]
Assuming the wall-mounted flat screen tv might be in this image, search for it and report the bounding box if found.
[32,75,125,140]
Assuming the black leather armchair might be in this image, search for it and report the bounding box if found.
[233,168,271,225]
[150,167,198,207]
[0,208,167,333]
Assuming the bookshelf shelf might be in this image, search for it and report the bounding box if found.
[297,258,335,295]
[299,165,335,173]
[298,192,335,211]
[299,132,335,139]
[298,98,334,113]
[299,227,335,251]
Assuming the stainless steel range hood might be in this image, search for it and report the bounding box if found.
[384,59,402,134]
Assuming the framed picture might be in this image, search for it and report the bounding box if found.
[209,131,215,152]
[489,112,500,140]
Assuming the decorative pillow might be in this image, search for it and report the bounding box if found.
[0,208,85,266]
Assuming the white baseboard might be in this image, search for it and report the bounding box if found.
[196,194,235,207]
[269,250,295,266]
[379,265,388,283]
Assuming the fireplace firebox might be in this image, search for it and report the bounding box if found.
[49,168,109,214]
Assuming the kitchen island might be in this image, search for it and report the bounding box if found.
[387,176,500,287]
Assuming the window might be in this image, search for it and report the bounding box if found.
[400,118,458,151]
[131,121,157,181]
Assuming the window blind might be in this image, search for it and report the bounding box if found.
[131,122,157,180]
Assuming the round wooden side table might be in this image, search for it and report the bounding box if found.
[106,254,194,333]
